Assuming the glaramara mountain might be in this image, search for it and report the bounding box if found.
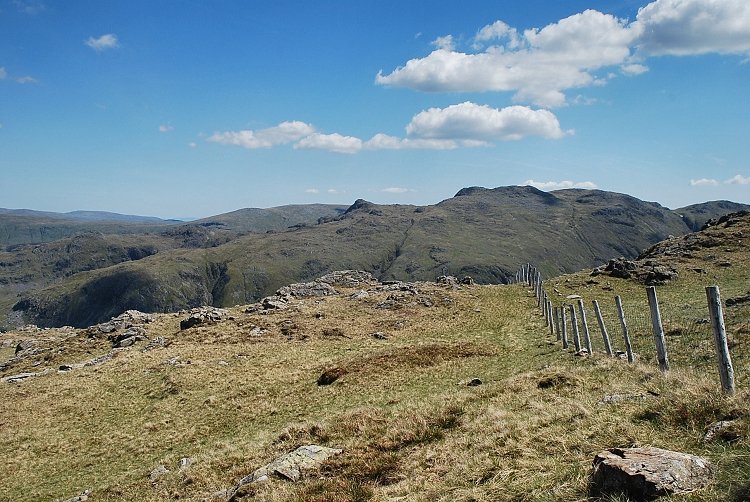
[5,186,747,329]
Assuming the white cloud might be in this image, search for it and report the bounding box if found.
[14,0,45,14]
[210,103,567,154]
[377,1,750,107]
[377,10,638,107]
[0,67,7,80]
[208,121,315,149]
[327,188,338,194]
[690,178,720,186]
[726,174,750,185]
[294,132,363,154]
[85,34,120,51]
[634,0,750,56]
[188,142,197,148]
[474,20,521,49]
[621,63,649,75]
[382,187,413,193]
[432,35,455,51]
[405,102,570,141]
[305,188,320,194]
[158,124,174,133]
[524,179,598,190]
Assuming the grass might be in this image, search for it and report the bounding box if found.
[2,212,750,502]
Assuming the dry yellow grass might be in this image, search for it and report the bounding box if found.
[0,278,748,501]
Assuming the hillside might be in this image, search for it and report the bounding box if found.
[8,186,697,328]
[1,216,748,501]
[675,201,750,231]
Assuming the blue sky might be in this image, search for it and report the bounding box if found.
[1,0,749,218]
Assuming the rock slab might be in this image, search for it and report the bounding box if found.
[592,447,713,500]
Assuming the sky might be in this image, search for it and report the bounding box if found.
[1,0,749,219]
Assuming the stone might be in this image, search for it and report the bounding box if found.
[179,457,193,469]
[591,447,713,500]
[180,307,228,330]
[317,270,377,287]
[349,290,370,300]
[14,340,33,355]
[261,296,288,310]
[230,445,342,494]
[704,420,739,442]
[276,280,337,298]
[370,331,388,340]
[141,336,168,352]
[149,464,170,483]
[61,489,92,502]
[460,276,475,285]
[436,275,459,286]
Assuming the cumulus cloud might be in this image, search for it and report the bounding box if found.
[209,102,567,154]
[377,10,639,107]
[85,34,120,51]
[524,179,598,190]
[405,102,570,141]
[376,0,750,107]
[690,178,720,186]
[726,174,750,185]
[295,132,363,154]
[621,63,649,75]
[158,124,174,133]
[208,121,315,149]
[634,0,750,56]
[432,35,455,51]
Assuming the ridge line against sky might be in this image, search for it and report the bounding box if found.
[1,0,748,218]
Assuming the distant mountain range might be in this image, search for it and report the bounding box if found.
[1,188,747,329]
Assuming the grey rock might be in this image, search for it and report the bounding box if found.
[276,280,337,298]
[179,457,193,469]
[261,296,288,310]
[317,270,377,287]
[149,464,170,483]
[704,420,739,442]
[14,340,34,355]
[61,489,92,502]
[180,307,228,330]
[229,445,342,496]
[370,331,388,340]
[592,447,713,500]
[142,336,168,352]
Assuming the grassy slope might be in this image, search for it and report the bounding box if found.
[1,210,749,501]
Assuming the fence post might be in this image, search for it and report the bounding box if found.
[553,305,561,341]
[615,296,634,363]
[592,300,613,356]
[560,304,569,349]
[706,286,735,396]
[646,286,670,372]
[547,299,554,335]
[569,304,582,353]
[577,299,593,354]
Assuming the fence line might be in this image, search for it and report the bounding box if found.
[512,264,737,395]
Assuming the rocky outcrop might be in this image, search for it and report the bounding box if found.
[179,307,229,330]
[591,258,677,285]
[591,447,713,500]
[276,281,337,298]
[224,445,342,500]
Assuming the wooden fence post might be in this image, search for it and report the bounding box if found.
[577,299,593,354]
[592,300,613,356]
[560,304,569,349]
[553,305,561,341]
[646,286,670,372]
[615,295,634,363]
[569,304,581,353]
[706,286,735,395]
[547,299,554,335]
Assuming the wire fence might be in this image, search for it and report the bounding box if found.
[514,263,739,393]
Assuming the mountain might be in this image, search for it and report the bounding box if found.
[8,186,705,329]
[674,200,750,231]
[0,204,348,247]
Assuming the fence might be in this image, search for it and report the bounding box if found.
[514,263,737,395]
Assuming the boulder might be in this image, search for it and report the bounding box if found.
[261,296,289,310]
[179,307,228,330]
[276,281,337,298]
[232,444,342,488]
[317,270,377,287]
[591,447,713,500]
